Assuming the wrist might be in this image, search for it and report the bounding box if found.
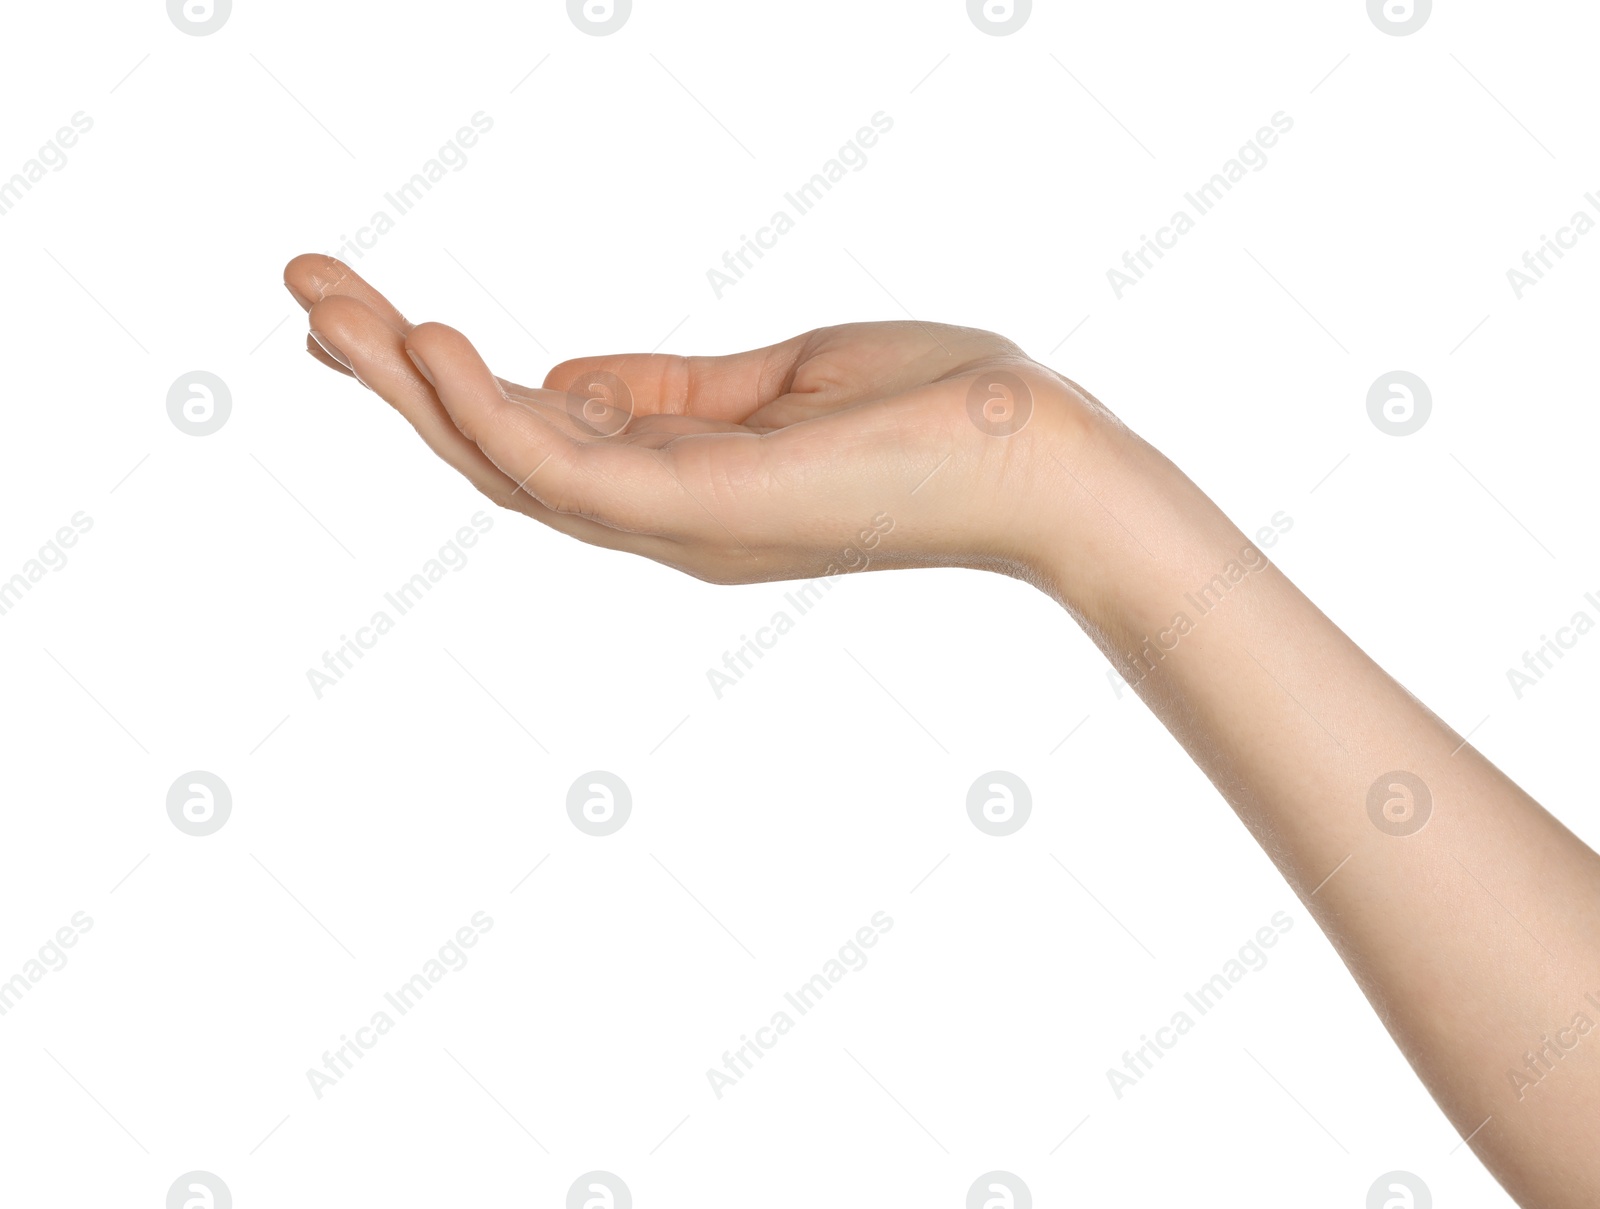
[1014,401,1251,648]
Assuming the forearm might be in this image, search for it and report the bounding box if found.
[1031,424,1600,1208]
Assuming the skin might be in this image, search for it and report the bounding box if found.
[286,253,1600,1207]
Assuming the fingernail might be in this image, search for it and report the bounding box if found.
[285,280,314,309]
[309,330,351,369]
[405,348,436,387]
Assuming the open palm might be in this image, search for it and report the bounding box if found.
[285,254,1098,584]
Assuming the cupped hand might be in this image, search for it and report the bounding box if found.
[283,254,1124,587]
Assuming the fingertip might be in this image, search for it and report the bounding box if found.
[404,323,495,391]
[403,320,466,358]
[283,252,325,281]
[284,253,351,307]
[541,358,583,392]
[283,251,333,276]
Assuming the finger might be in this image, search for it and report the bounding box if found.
[543,335,811,425]
[310,295,516,485]
[306,333,355,377]
[543,371,754,444]
[284,253,413,332]
[408,323,691,535]
[307,298,677,559]
[286,253,556,400]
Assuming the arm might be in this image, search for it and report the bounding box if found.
[1036,421,1600,1209]
[285,253,1600,1207]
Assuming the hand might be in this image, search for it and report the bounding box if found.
[283,254,1127,588]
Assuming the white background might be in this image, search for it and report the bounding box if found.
[1,1,1596,1205]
